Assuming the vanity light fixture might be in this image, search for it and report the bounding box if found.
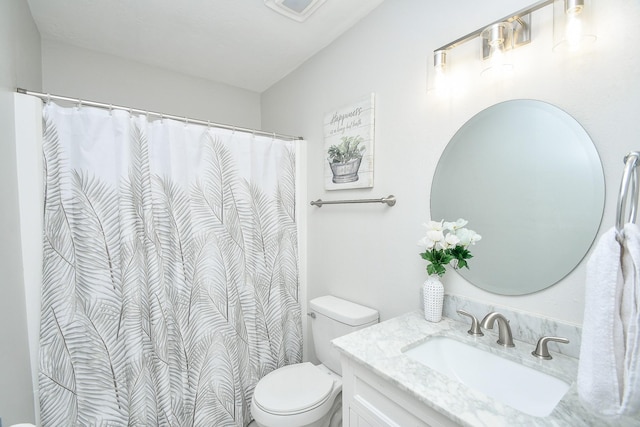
[430,0,596,86]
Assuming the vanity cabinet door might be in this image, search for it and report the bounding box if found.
[349,408,384,427]
[341,357,460,427]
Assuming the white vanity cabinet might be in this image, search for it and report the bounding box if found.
[334,312,635,427]
[341,356,460,427]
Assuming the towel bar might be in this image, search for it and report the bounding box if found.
[616,151,640,242]
[310,195,396,208]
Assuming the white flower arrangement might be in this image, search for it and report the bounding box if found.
[418,219,482,277]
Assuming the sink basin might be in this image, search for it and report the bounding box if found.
[403,336,570,417]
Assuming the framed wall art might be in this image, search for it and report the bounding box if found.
[323,93,375,190]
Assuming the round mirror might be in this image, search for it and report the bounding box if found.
[431,100,605,295]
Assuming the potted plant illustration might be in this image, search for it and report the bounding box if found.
[327,135,365,184]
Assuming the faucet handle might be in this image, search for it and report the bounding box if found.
[532,336,569,360]
[456,309,484,336]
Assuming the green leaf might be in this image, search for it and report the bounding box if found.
[327,135,365,163]
[421,249,450,277]
[446,246,473,270]
[427,263,446,277]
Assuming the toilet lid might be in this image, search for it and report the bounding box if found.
[253,362,335,415]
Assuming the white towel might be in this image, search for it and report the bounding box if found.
[620,224,640,416]
[578,224,640,417]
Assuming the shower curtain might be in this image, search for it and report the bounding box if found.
[38,102,301,426]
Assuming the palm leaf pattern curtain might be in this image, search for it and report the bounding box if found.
[39,102,301,426]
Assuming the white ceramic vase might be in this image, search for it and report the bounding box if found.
[423,275,444,322]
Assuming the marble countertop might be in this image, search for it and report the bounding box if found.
[332,311,638,427]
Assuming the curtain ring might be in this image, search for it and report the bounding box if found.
[108,104,113,116]
[184,117,189,127]
[77,99,83,110]
[45,93,51,105]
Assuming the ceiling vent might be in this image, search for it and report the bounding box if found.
[264,0,327,22]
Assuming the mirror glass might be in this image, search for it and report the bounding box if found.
[431,100,605,295]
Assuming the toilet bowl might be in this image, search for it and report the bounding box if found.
[251,363,342,427]
[250,296,378,427]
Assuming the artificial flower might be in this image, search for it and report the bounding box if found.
[418,218,481,277]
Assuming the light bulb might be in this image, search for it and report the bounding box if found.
[481,23,513,79]
[553,0,596,52]
[565,13,583,50]
[432,50,450,96]
[433,65,447,89]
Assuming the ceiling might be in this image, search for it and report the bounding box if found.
[27,0,385,93]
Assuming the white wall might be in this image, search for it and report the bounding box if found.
[261,0,640,326]
[42,39,262,130]
[0,0,41,424]
[15,94,45,426]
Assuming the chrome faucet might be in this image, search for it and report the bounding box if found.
[480,312,515,347]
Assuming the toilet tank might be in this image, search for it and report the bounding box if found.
[309,295,378,375]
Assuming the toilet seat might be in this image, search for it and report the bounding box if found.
[253,362,336,415]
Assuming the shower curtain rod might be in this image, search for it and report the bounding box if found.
[16,88,304,141]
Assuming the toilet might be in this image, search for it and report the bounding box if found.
[251,295,379,427]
